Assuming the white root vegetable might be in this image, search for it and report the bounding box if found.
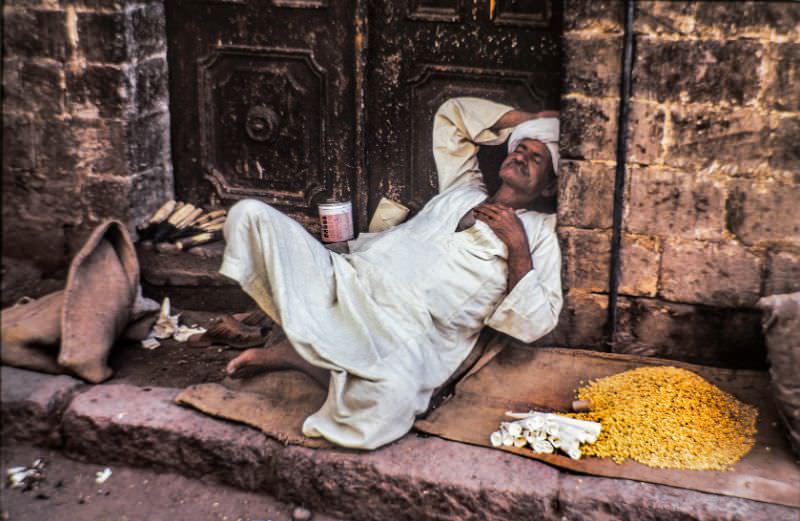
[489,410,602,460]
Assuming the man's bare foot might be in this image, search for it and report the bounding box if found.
[224,340,330,388]
[225,347,273,378]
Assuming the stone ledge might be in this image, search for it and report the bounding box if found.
[0,377,787,521]
[1,366,85,446]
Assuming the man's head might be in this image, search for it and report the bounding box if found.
[497,118,559,206]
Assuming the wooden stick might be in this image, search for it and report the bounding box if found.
[192,209,226,227]
[175,207,203,230]
[147,200,176,225]
[176,231,222,251]
[571,399,592,413]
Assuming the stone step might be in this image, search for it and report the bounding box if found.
[136,239,349,312]
[136,241,251,312]
[2,366,796,521]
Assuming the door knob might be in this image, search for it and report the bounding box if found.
[245,105,279,143]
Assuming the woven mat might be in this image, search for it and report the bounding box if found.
[414,346,800,507]
[176,370,332,448]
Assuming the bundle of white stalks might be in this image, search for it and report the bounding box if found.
[489,410,602,460]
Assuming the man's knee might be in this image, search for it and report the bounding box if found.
[224,199,278,239]
[226,199,275,225]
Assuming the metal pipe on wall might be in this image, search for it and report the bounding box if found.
[605,0,636,349]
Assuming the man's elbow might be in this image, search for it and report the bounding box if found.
[525,295,562,343]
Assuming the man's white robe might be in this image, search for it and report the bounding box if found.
[220,97,563,449]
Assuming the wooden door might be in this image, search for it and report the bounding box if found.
[166,0,357,227]
[365,0,563,215]
[165,1,562,229]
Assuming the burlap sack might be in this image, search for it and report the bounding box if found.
[758,291,800,458]
[1,220,157,383]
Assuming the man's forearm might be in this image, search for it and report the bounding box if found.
[506,243,533,291]
[492,109,560,131]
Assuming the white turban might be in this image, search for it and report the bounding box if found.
[507,118,560,174]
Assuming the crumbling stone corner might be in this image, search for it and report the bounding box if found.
[2,0,173,270]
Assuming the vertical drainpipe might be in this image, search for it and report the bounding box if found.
[354,0,369,232]
[606,0,635,349]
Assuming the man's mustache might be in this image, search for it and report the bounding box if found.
[502,158,528,176]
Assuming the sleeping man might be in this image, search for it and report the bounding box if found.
[219,97,563,449]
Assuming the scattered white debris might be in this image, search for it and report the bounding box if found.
[6,458,46,489]
[152,297,180,339]
[95,468,112,484]
[143,297,206,347]
[292,506,313,521]
[173,324,207,342]
[141,337,161,350]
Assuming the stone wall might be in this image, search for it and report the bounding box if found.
[538,0,800,369]
[2,0,172,273]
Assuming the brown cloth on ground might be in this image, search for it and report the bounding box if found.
[414,346,800,508]
[1,220,158,383]
[176,372,331,448]
[175,330,505,448]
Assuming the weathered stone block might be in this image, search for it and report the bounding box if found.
[634,1,696,36]
[667,106,769,170]
[563,0,623,33]
[72,119,127,175]
[769,116,800,172]
[560,96,618,162]
[634,38,763,105]
[66,64,132,119]
[2,8,68,60]
[563,227,611,293]
[130,3,167,60]
[1,366,84,446]
[3,114,36,171]
[625,166,726,240]
[727,175,800,246]
[765,250,800,296]
[83,175,134,222]
[627,100,664,165]
[68,0,129,9]
[3,0,58,5]
[563,36,621,97]
[15,168,82,225]
[36,119,79,173]
[0,218,69,272]
[77,11,128,64]
[557,159,615,229]
[130,167,172,225]
[615,297,766,369]
[60,384,275,485]
[533,290,608,349]
[134,56,169,115]
[695,2,800,37]
[765,43,800,112]
[619,233,659,297]
[126,111,170,173]
[660,239,762,307]
[5,60,65,115]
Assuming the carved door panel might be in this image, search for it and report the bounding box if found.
[365,0,563,214]
[166,0,356,226]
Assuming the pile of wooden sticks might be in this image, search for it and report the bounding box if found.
[138,200,226,250]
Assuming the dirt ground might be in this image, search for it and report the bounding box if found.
[1,443,341,521]
[108,310,253,389]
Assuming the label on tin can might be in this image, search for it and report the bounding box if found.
[318,200,354,243]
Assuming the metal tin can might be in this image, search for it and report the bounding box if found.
[318,200,354,243]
